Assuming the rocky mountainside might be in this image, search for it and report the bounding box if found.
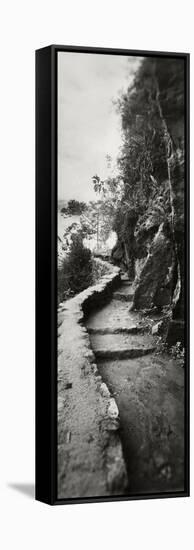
[111,57,185,347]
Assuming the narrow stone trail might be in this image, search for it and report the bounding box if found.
[85,276,184,494]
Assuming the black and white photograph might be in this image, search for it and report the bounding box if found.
[57,49,188,501]
[1,0,194,543]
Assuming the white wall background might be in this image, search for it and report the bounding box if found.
[0,1,193,548]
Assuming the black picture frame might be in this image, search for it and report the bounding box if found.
[36,44,190,505]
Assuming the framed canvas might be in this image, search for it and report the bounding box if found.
[36,45,190,505]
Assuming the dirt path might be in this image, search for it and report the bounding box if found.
[57,273,128,499]
[85,276,185,494]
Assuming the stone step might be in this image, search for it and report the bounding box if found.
[120,273,131,281]
[87,325,143,335]
[90,333,156,360]
[93,347,155,360]
[97,354,184,493]
[85,300,145,332]
[116,283,134,293]
[113,291,134,302]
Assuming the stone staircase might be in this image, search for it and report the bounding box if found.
[86,276,156,360]
[85,274,184,494]
[90,332,156,359]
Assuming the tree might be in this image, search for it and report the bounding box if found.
[90,174,122,252]
[67,199,86,215]
[61,206,68,214]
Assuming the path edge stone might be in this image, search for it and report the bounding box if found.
[58,263,128,496]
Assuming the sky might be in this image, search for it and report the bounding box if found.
[58,51,141,202]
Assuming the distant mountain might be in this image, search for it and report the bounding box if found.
[58,199,68,212]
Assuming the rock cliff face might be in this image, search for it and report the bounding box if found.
[156,59,185,344]
[110,57,186,346]
[111,209,138,279]
[129,59,185,345]
[133,223,174,311]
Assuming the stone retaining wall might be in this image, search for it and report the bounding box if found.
[57,263,128,499]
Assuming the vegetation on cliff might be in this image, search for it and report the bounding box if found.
[110,56,185,344]
[58,56,185,345]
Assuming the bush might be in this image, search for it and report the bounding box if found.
[92,257,112,283]
[58,235,93,302]
[61,207,68,214]
[67,235,93,293]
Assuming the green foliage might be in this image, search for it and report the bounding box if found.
[58,235,93,302]
[67,235,93,293]
[91,173,124,249]
[116,56,184,215]
[92,258,112,283]
[154,58,184,120]
[61,206,68,214]
[58,257,71,303]
[155,337,185,366]
[170,342,185,360]
[67,200,86,215]
[92,175,105,195]
[116,58,168,212]
[111,56,184,268]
